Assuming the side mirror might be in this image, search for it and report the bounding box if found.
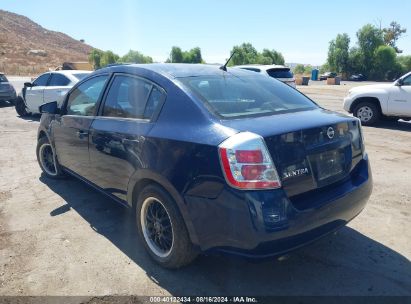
[395,79,404,86]
[39,101,59,114]
[24,82,34,87]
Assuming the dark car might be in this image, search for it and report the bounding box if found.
[0,73,17,103]
[319,72,337,81]
[36,64,372,268]
[349,73,367,81]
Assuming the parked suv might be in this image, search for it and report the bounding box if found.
[0,73,17,103]
[343,71,411,125]
[37,64,372,268]
[235,65,296,88]
[15,70,91,116]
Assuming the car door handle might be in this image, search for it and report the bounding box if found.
[122,138,140,144]
[76,130,88,138]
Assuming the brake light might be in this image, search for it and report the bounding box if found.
[218,132,281,190]
[235,150,263,163]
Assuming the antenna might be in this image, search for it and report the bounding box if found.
[219,51,236,71]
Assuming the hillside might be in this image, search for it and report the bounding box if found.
[0,9,93,75]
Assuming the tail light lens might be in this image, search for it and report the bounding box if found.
[218,132,281,190]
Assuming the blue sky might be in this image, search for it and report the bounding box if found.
[2,0,411,65]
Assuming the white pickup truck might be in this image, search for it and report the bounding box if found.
[343,72,411,125]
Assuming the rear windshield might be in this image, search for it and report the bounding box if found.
[0,74,8,82]
[266,68,293,79]
[179,74,317,118]
[73,73,90,81]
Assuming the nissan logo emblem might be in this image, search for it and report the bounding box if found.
[327,127,335,139]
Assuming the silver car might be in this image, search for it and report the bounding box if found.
[234,64,296,88]
[0,73,17,103]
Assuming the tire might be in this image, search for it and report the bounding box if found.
[15,97,29,117]
[353,102,381,126]
[36,136,65,178]
[136,184,198,269]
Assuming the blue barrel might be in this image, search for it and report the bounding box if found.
[311,69,319,81]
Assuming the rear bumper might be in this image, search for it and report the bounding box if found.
[0,91,16,101]
[0,90,17,101]
[184,155,372,257]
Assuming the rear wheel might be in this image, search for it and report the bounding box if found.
[15,97,29,117]
[36,136,65,178]
[136,184,198,269]
[353,102,380,126]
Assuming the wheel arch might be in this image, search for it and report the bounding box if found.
[37,129,48,140]
[127,169,200,245]
[350,96,382,114]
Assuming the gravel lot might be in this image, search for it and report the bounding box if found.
[0,79,410,297]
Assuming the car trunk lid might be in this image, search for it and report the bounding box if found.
[220,109,363,198]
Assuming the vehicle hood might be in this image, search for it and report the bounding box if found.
[219,108,355,138]
[349,83,392,94]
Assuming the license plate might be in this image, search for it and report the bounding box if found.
[312,150,344,181]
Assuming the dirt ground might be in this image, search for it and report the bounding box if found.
[0,80,410,297]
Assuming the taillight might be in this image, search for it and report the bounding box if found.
[218,132,281,190]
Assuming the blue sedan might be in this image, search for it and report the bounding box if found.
[36,64,372,268]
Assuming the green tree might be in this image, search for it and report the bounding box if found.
[356,24,384,78]
[319,62,330,74]
[120,50,153,63]
[88,49,103,69]
[327,33,350,73]
[229,43,259,66]
[228,43,285,66]
[383,21,407,53]
[168,46,203,63]
[261,49,285,65]
[304,65,313,75]
[185,47,203,63]
[397,55,411,72]
[100,50,119,67]
[169,46,183,63]
[256,54,272,65]
[293,64,306,75]
[347,47,364,74]
[374,45,397,80]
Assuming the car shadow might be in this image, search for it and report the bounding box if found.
[40,175,411,296]
[18,114,41,122]
[0,100,14,108]
[370,119,411,132]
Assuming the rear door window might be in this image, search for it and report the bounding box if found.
[33,73,50,86]
[48,73,71,86]
[102,75,152,119]
[403,75,411,86]
[144,86,166,119]
[266,69,294,79]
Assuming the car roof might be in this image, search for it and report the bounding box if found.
[52,70,92,75]
[234,64,290,71]
[97,63,255,79]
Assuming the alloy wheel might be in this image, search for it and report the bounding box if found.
[39,143,57,176]
[140,197,174,258]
